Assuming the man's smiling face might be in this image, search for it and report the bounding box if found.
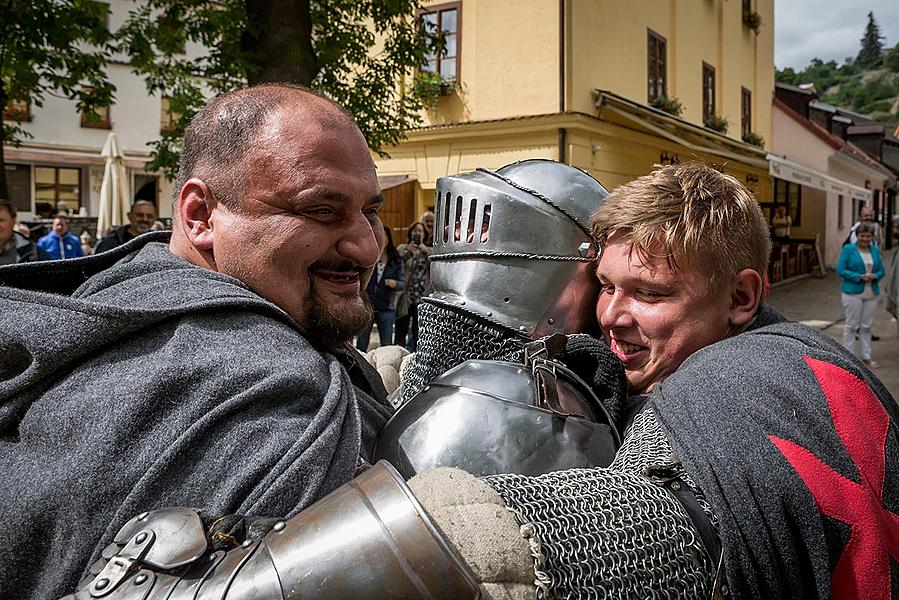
[595,234,733,394]
[207,104,385,346]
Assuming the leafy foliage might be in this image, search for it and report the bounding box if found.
[776,12,899,131]
[742,131,765,148]
[703,113,729,134]
[650,95,683,117]
[742,10,762,33]
[857,11,884,69]
[118,0,437,177]
[885,44,899,73]
[412,70,457,109]
[0,0,116,200]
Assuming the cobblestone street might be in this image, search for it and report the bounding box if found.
[767,248,898,398]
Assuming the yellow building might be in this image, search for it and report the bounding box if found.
[375,0,775,222]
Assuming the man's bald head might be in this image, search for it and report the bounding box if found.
[173,84,358,210]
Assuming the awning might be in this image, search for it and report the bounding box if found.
[767,154,871,202]
[3,140,151,170]
[378,175,415,191]
[594,90,770,170]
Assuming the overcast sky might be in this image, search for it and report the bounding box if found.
[775,1,899,70]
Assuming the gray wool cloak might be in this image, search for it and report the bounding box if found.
[652,308,899,599]
[0,234,392,600]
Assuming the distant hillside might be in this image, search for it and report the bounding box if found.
[776,45,899,132]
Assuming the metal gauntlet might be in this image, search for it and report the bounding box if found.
[62,462,479,600]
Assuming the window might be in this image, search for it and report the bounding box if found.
[702,63,716,124]
[3,98,30,122]
[838,194,845,228]
[160,97,180,134]
[80,87,111,129]
[6,163,32,213]
[741,87,752,139]
[647,30,667,102]
[35,166,81,213]
[773,179,801,227]
[87,1,109,30]
[420,3,460,81]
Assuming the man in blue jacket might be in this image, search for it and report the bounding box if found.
[36,214,84,260]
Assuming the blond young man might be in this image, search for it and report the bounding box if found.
[592,163,770,395]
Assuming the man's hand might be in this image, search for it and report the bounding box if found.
[385,278,397,288]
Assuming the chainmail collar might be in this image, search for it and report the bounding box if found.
[399,298,527,404]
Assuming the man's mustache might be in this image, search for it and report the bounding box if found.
[310,258,367,273]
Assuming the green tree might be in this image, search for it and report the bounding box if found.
[0,0,115,202]
[117,0,439,179]
[885,43,899,73]
[856,11,884,69]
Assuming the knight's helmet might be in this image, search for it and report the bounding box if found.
[398,159,610,406]
[428,159,609,338]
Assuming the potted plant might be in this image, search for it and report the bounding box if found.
[704,114,729,134]
[650,95,684,117]
[413,72,457,108]
[742,131,765,148]
[743,9,762,33]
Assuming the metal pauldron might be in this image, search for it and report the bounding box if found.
[61,462,480,600]
[375,342,621,479]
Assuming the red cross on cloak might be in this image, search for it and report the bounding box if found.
[769,356,899,600]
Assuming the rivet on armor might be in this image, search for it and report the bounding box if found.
[519,326,527,331]
[487,312,493,317]
[95,578,110,590]
[503,297,510,303]
[460,301,466,305]
[273,521,286,532]
[548,318,554,324]
[135,532,148,544]
[424,386,430,392]
[241,539,253,548]
[134,574,148,585]
[670,481,681,491]
[137,512,149,521]
[441,295,447,300]
[578,242,592,257]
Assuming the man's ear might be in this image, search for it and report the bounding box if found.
[177,179,218,252]
[729,268,763,328]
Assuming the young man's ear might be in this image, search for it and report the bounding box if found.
[729,268,763,328]
[177,179,218,252]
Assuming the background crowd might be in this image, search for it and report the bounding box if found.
[0,199,166,267]
[355,211,434,353]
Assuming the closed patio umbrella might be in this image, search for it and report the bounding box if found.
[96,131,130,238]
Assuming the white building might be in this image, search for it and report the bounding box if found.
[2,0,211,225]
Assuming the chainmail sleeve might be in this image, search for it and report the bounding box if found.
[483,407,716,599]
[400,300,526,404]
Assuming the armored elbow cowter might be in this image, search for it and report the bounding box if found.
[62,462,480,600]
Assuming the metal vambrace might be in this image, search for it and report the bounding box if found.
[61,462,480,600]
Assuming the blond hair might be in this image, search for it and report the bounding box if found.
[590,162,770,288]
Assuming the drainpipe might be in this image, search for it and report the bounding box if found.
[558,0,567,163]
